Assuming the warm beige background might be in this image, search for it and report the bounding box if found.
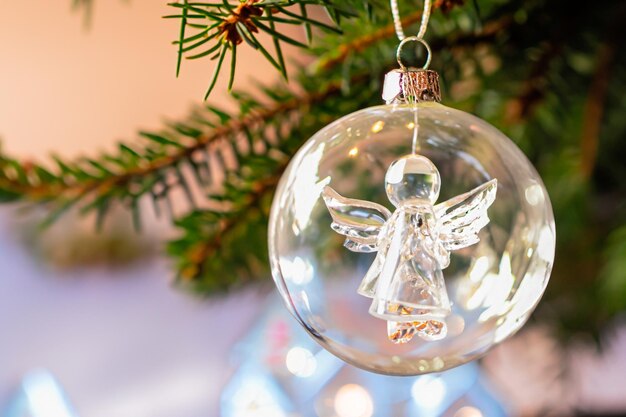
[0,0,280,160]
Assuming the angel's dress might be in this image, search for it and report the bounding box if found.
[357,203,452,325]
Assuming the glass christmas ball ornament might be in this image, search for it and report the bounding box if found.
[268,68,555,376]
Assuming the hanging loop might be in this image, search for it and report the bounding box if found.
[396,36,432,70]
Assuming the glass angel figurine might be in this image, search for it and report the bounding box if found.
[322,154,497,344]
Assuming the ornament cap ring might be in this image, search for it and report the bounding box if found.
[396,36,432,70]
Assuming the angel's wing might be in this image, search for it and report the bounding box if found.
[322,186,392,253]
[435,179,498,253]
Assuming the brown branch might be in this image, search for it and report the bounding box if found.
[502,8,589,125]
[316,10,426,71]
[316,1,495,72]
[504,41,563,124]
[579,4,626,178]
[580,42,616,178]
[430,16,512,52]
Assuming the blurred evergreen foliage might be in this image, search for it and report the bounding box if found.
[0,0,625,340]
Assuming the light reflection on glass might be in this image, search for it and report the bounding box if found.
[371,120,385,133]
[465,251,514,312]
[483,252,514,307]
[469,256,490,282]
[281,256,314,285]
[291,143,330,236]
[524,183,544,206]
[537,225,556,262]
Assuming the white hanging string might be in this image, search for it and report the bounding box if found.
[390,0,432,41]
[389,1,433,154]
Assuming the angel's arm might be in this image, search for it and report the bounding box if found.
[322,186,392,253]
[435,179,498,253]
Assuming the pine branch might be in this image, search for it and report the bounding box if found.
[166,74,375,287]
[0,100,285,229]
[168,161,282,291]
[166,0,368,98]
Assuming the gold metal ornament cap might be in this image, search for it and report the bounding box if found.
[382,69,442,104]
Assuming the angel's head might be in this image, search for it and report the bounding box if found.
[385,154,441,207]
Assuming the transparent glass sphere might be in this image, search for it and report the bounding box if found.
[268,102,555,376]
